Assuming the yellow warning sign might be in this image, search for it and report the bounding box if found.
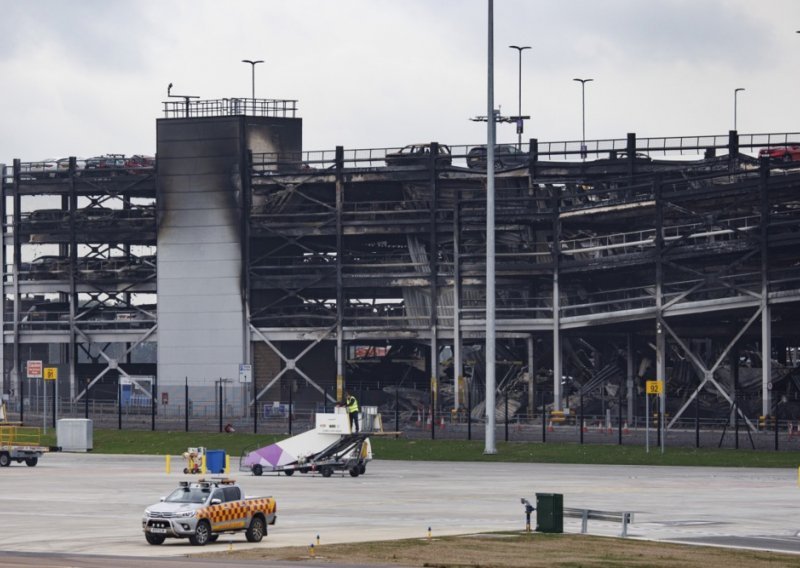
[43,367,58,381]
[646,380,663,395]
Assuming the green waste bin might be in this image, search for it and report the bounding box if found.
[536,493,563,533]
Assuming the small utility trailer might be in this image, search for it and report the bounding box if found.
[0,402,59,467]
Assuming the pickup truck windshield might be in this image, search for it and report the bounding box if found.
[164,487,210,504]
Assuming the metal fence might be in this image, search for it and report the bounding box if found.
[4,384,799,453]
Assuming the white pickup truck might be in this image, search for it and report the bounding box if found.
[142,478,277,546]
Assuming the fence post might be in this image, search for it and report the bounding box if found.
[151,376,156,432]
[695,392,700,448]
[84,378,89,419]
[118,379,122,430]
[617,384,623,445]
[775,409,780,451]
[218,379,223,433]
[467,382,472,441]
[52,375,56,429]
[504,391,509,442]
[395,387,399,436]
[288,382,293,435]
[542,390,547,443]
[580,391,584,445]
[184,377,189,433]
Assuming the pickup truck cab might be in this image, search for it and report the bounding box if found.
[142,478,276,546]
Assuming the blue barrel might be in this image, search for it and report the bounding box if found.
[206,449,226,474]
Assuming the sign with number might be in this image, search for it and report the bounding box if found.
[43,367,58,381]
[26,360,43,379]
[646,380,663,395]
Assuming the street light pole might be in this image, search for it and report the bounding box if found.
[509,45,530,149]
[242,59,264,112]
[734,87,745,132]
[573,78,593,160]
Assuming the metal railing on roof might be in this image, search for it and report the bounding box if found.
[162,97,298,119]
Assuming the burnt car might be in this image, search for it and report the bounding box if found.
[467,144,529,170]
[23,255,69,280]
[26,209,70,231]
[125,154,156,173]
[385,144,452,167]
[758,145,800,163]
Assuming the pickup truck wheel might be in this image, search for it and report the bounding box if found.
[321,466,333,478]
[25,457,38,467]
[252,464,263,476]
[145,533,165,545]
[189,520,212,546]
[284,469,294,476]
[246,516,266,542]
[0,452,10,467]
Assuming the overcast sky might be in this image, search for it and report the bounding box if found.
[1,0,798,163]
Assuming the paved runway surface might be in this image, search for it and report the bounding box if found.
[0,453,799,563]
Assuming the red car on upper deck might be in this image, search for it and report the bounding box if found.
[758,144,800,163]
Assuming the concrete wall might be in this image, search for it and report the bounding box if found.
[155,115,301,388]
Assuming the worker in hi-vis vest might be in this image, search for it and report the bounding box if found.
[345,391,360,433]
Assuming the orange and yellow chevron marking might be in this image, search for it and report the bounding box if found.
[196,498,276,524]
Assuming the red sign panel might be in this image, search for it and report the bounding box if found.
[26,360,43,379]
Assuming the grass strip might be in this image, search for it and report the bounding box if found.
[42,429,800,468]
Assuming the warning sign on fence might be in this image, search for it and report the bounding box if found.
[26,360,43,379]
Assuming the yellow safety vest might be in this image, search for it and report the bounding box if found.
[347,396,359,413]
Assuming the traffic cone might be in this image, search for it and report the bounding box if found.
[623,421,630,435]
[547,420,554,432]
[415,410,422,428]
[439,416,446,430]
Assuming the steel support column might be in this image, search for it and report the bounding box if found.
[655,176,665,452]
[10,161,21,400]
[429,143,440,428]
[0,169,6,396]
[335,146,345,401]
[68,173,78,401]
[453,183,462,410]
[760,156,772,416]
[552,188,562,411]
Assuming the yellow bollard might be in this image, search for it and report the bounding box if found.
[165,455,171,474]
[309,544,315,557]
[427,526,431,540]
[316,534,320,546]
[225,454,230,474]
[201,454,207,475]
